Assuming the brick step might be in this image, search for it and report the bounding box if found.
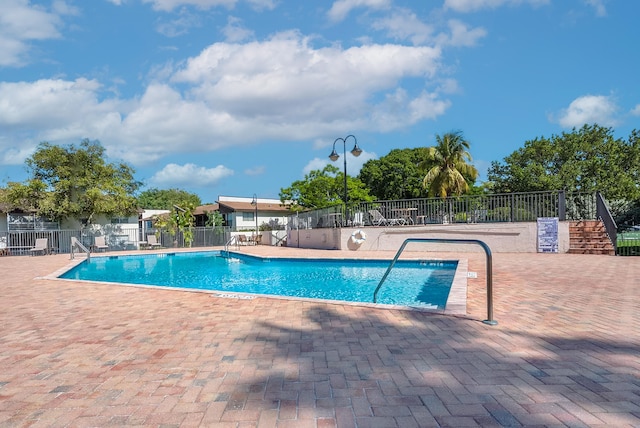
[567,248,616,255]
[569,224,606,231]
[569,233,609,239]
[569,227,606,233]
[570,238,614,245]
[568,220,615,256]
[570,244,614,251]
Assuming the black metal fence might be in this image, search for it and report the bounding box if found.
[2,190,635,256]
[286,191,599,229]
[617,232,640,256]
[0,226,231,256]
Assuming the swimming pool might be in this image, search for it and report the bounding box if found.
[59,251,459,309]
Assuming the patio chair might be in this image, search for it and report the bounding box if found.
[237,235,249,246]
[368,209,406,226]
[146,235,162,249]
[368,209,389,226]
[92,236,109,252]
[0,236,8,256]
[351,212,365,227]
[30,238,49,256]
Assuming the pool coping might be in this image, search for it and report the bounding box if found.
[44,249,468,316]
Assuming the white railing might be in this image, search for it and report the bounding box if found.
[70,237,91,260]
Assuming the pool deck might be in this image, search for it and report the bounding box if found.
[0,247,639,427]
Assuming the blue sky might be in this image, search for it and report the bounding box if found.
[1,0,638,204]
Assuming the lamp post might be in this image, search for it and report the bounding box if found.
[251,194,258,243]
[329,134,363,213]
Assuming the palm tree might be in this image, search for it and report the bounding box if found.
[421,131,478,198]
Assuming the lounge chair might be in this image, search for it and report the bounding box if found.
[237,235,249,246]
[368,209,406,226]
[30,238,49,256]
[92,236,109,252]
[368,209,388,226]
[146,235,162,249]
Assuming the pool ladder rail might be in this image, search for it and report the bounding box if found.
[70,237,91,260]
[223,235,239,257]
[373,238,497,326]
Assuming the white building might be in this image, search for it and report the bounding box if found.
[215,196,290,231]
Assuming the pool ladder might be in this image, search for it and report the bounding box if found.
[222,235,239,257]
[70,237,91,260]
[373,238,497,326]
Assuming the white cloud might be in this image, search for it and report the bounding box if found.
[222,16,254,42]
[370,88,451,132]
[371,9,435,45]
[156,11,202,37]
[441,19,487,47]
[370,9,485,50]
[0,0,68,66]
[0,32,451,166]
[0,77,120,136]
[140,0,275,12]
[327,0,391,22]
[631,104,640,116]
[556,95,619,128]
[303,149,377,176]
[141,0,236,12]
[1,146,35,165]
[246,0,277,11]
[443,0,549,13]
[150,163,234,187]
[584,0,607,17]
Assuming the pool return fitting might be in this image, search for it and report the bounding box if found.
[372,238,497,326]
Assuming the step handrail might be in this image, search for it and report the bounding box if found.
[596,191,617,253]
[70,237,91,260]
[372,238,497,325]
[223,235,238,256]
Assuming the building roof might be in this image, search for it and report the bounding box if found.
[218,201,290,213]
[193,204,219,216]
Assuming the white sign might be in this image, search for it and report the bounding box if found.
[537,217,559,253]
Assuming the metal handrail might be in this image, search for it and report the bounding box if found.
[223,235,238,256]
[70,237,91,260]
[372,238,497,325]
[596,191,617,253]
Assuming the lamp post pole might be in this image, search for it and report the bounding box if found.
[329,135,362,222]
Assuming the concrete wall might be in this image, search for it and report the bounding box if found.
[287,222,571,253]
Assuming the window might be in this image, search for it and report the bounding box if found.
[7,213,59,231]
[110,217,130,224]
[242,212,255,221]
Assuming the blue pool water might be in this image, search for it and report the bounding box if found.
[60,251,457,309]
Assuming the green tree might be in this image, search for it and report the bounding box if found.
[358,148,429,200]
[6,139,139,224]
[279,165,373,211]
[2,180,48,212]
[486,125,640,201]
[204,210,223,227]
[137,188,201,210]
[420,131,478,198]
[153,202,196,247]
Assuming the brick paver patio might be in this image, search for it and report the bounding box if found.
[0,247,638,427]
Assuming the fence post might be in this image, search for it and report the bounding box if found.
[558,190,566,221]
[510,194,515,221]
